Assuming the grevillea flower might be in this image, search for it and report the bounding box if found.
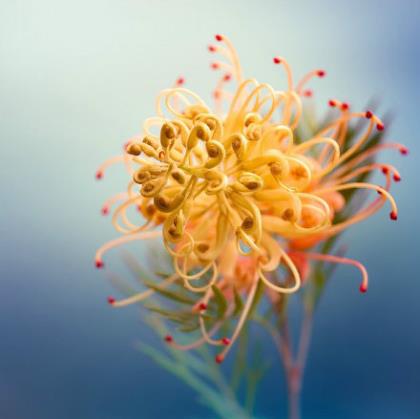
[95,34,406,362]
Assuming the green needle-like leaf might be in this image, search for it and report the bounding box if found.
[142,279,196,305]
[211,284,228,319]
[233,287,244,317]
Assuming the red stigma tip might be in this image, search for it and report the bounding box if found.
[223,73,232,82]
[400,147,409,155]
[359,284,368,293]
[215,34,223,42]
[390,211,398,221]
[101,207,109,216]
[341,102,349,111]
[211,62,219,70]
[215,355,224,364]
[273,57,281,64]
[317,69,326,77]
[303,89,313,97]
[164,335,173,343]
[198,303,207,311]
[376,123,384,131]
[208,45,216,52]
[221,337,230,346]
[176,77,184,85]
[381,167,389,175]
[365,110,373,119]
[95,260,104,269]
[107,296,115,304]
[328,100,336,107]
[95,171,103,180]
[393,173,401,182]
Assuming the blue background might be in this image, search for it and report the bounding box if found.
[1,0,419,418]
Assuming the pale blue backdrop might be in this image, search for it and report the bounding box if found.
[1,0,419,418]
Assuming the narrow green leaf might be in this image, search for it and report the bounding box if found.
[211,284,228,319]
[248,279,264,319]
[145,306,189,320]
[312,267,327,308]
[121,252,152,284]
[136,343,235,419]
[230,325,249,391]
[154,271,172,279]
[245,371,258,415]
[177,323,200,333]
[142,280,196,305]
[106,272,137,296]
[145,305,211,324]
[233,287,244,317]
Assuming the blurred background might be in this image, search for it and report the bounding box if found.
[1,0,419,418]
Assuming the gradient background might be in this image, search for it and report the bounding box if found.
[1,1,419,418]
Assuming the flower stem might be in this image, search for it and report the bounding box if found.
[279,307,314,419]
[288,385,301,419]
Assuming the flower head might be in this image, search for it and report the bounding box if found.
[96,34,405,362]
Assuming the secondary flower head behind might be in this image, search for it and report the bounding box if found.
[95,34,406,363]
